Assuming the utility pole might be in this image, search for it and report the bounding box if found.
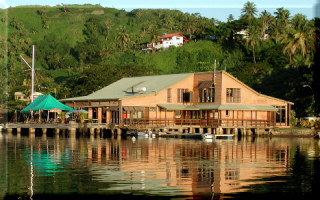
[31,45,35,102]
[20,45,35,102]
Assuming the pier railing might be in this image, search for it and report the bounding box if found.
[5,118,275,130]
[122,118,275,127]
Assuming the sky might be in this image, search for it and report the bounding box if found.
[1,0,319,21]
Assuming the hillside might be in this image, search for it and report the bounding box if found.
[0,3,317,117]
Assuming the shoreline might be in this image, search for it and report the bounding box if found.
[271,127,318,138]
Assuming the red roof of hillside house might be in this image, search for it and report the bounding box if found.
[158,33,191,42]
[158,33,186,39]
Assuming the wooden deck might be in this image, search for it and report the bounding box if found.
[4,122,114,129]
[3,121,274,138]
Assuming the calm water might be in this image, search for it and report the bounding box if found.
[0,133,320,199]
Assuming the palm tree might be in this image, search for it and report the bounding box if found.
[116,26,131,51]
[246,26,261,64]
[269,8,291,43]
[183,14,196,39]
[259,10,273,37]
[164,15,176,31]
[104,19,113,40]
[134,9,143,19]
[274,7,290,27]
[281,14,314,65]
[281,28,296,64]
[291,14,309,32]
[270,19,282,43]
[227,14,234,22]
[241,1,258,22]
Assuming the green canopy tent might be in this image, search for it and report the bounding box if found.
[22,94,74,113]
[22,95,74,122]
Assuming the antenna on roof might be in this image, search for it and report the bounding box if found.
[213,59,216,85]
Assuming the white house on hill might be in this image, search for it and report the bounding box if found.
[144,33,190,52]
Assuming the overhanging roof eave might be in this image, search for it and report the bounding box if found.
[61,98,119,102]
[158,104,278,111]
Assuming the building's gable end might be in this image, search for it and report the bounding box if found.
[221,71,292,105]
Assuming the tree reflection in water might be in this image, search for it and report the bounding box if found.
[230,141,320,199]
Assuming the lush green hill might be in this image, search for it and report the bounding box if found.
[0,3,318,117]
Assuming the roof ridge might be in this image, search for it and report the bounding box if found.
[120,71,225,79]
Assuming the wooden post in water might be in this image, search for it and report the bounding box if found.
[42,129,47,140]
[70,136,76,151]
[60,129,66,137]
[6,128,13,138]
[90,128,95,137]
[189,127,194,134]
[55,128,60,137]
[55,129,60,138]
[69,127,76,138]
[199,128,204,134]
[96,129,101,138]
[234,128,238,135]
[117,128,122,136]
[111,129,116,138]
[18,128,22,137]
[29,128,35,139]
[257,128,264,135]
[101,128,105,138]
[42,128,47,136]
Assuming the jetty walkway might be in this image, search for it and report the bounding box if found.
[2,122,315,138]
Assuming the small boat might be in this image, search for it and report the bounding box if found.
[203,133,215,139]
[314,132,320,139]
[136,131,149,137]
[214,134,234,140]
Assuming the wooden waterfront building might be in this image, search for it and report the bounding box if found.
[61,71,293,133]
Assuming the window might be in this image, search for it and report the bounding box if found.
[132,111,143,119]
[175,110,181,118]
[226,88,241,103]
[199,81,215,103]
[167,88,172,103]
[183,92,191,102]
[226,110,230,117]
[201,111,207,119]
[225,168,239,180]
[275,105,286,123]
[177,88,191,103]
[192,111,200,119]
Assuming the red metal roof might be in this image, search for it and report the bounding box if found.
[158,33,186,39]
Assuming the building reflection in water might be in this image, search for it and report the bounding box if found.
[84,137,294,196]
[1,133,318,198]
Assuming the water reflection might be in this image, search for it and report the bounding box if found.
[0,133,319,199]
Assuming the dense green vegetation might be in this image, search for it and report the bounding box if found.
[0,2,318,117]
